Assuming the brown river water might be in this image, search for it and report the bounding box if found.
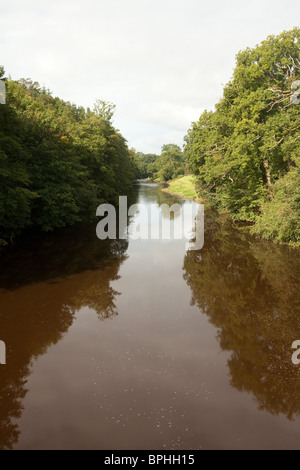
[0,182,299,450]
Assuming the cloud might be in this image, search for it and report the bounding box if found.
[0,0,299,153]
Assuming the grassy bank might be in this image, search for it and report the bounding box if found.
[161,175,199,200]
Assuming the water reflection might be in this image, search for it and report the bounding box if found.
[183,210,300,420]
[133,183,197,245]
[137,182,184,208]
[1,184,300,450]
[0,226,129,449]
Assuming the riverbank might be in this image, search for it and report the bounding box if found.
[161,176,300,248]
[160,175,203,202]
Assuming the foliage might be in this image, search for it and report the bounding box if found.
[130,150,159,179]
[0,74,136,240]
[184,28,300,243]
[252,158,300,243]
[153,144,185,181]
[131,144,185,181]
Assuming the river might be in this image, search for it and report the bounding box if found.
[0,182,299,449]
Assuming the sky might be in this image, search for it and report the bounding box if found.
[0,0,299,154]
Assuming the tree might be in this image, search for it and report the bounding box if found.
[153,144,185,181]
[93,99,116,122]
[0,75,135,241]
[184,28,300,243]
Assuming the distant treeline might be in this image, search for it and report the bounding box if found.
[184,28,300,245]
[132,144,185,181]
[0,68,136,244]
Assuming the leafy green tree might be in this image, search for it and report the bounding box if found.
[153,144,185,181]
[93,99,116,122]
[252,158,300,243]
[184,28,300,243]
[130,150,159,179]
[0,73,135,241]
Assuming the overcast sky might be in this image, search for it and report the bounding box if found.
[0,0,299,153]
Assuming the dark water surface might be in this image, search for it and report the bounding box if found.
[0,182,299,450]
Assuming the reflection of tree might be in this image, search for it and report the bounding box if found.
[0,363,29,449]
[160,203,182,220]
[0,228,128,449]
[183,210,300,419]
[138,182,184,208]
[68,240,128,320]
[0,299,74,449]
[138,182,185,225]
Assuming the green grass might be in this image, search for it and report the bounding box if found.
[162,175,198,199]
